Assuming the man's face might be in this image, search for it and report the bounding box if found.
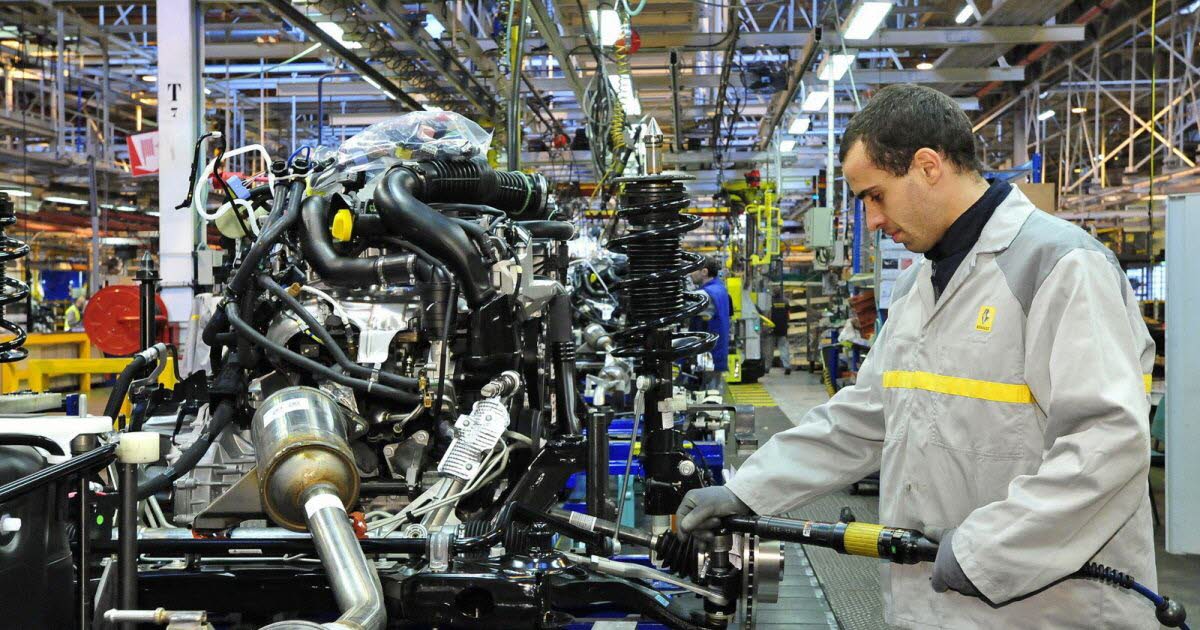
[842,141,942,253]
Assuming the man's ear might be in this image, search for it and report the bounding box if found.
[911,148,944,185]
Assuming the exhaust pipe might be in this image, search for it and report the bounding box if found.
[253,387,384,630]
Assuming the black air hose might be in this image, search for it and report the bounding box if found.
[229,176,305,295]
[104,354,150,427]
[298,195,435,287]
[137,401,236,500]
[374,166,496,306]
[224,302,420,404]
[257,275,419,390]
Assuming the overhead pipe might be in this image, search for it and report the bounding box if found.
[756,29,821,150]
[670,50,684,152]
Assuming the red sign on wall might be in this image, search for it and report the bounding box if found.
[127,131,160,177]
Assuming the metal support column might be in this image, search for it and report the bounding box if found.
[156,0,202,367]
[1166,193,1200,555]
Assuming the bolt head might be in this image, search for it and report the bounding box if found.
[677,460,697,476]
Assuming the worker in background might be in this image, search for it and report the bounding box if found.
[765,285,792,376]
[63,295,86,331]
[677,84,1156,629]
[691,256,730,392]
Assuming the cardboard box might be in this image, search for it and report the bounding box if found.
[1016,182,1057,213]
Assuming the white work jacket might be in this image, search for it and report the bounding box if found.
[727,187,1157,629]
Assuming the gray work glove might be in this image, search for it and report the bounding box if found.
[675,486,751,545]
[929,528,982,597]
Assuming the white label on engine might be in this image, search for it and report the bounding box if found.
[568,511,598,532]
[437,399,510,482]
[598,304,614,321]
[263,397,310,428]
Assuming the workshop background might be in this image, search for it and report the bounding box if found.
[0,0,1197,628]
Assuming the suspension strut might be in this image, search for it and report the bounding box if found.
[0,195,30,363]
[608,123,715,517]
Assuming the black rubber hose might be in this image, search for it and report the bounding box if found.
[548,292,582,435]
[374,166,496,307]
[228,176,305,295]
[298,195,434,287]
[104,354,149,427]
[517,220,576,241]
[137,402,235,500]
[256,275,419,390]
[224,302,421,403]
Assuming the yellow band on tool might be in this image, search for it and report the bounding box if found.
[844,522,885,558]
[1144,374,1153,394]
[882,370,1035,404]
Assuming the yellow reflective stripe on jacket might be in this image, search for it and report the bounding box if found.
[882,371,1035,404]
[884,371,1155,402]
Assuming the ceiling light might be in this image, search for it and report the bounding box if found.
[1071,106,1087,114]
[43,195,88,206]
[1039,90,1050,99]
[424,14,446,39]
[0,189,31,197]
[588,8,622,47]
[116,205,137,212]
[788,117,812,134]
[842,1,893,40]
[779,139,797,152]
[141,74,156,82]
[316,22,362,49]
[147,211,161,217]
[362,76,395,100]
[1037,109,1056,121]
[801,90,830,112]
[818,52,858,82]
[954,5,974,24]
[1181,0,1200,14]
[916,61,934,70]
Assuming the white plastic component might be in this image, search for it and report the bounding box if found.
[116,432,161,464]
[0,515,21,533]
[304,492,347,518]
[436,398,510,482]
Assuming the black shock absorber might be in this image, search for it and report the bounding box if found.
[608,125,715,516]
[0,195,30,363]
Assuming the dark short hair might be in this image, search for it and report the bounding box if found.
[839,84,983,177]
[701,255,721,278]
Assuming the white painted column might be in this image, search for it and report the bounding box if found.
[1166,193,1200,555]
[157,0,202,358]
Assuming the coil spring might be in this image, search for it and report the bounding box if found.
[0,196,29,363]
[1075,562,1135,589]
[608,176,716,363]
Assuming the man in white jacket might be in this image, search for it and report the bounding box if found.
[677,84,1157,629]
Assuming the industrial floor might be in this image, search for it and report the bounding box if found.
[749,370,1200,630]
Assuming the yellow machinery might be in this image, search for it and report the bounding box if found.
[718,177,781,383]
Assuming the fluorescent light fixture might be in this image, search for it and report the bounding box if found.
[1039,90,1049,99]
[801,90,830,112]
[362,76,395,100]
[116,205,137,212]
[916,61,933,70]
[204,87,212,95]
[141,74,157,82]
[0,189,31,197]
[818,52,857,82]
[842,1,893,40]
[779,139,797,152]
[147,211,161,217]
[44,195,88,206]
[1037,109,1055,121]
[424,14,446,39]
[99,203,116,210]
[316,22,361,49]
[788,117,811,134]
[954,5,973,24]
[1181,0,1200,14]
[588,8,622,47]
[1071,106,1087,114]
